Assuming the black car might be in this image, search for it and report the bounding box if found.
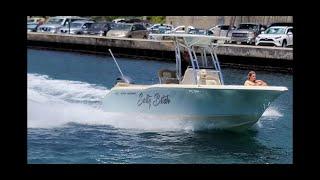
[84,22,114,36]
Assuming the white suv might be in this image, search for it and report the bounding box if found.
[255,26,293,47]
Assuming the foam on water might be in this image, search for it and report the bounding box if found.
[28,91,193,130]
[28,73,193,131]
[262,107,283,117]
[28,73,283,131]
[28,73,108,106]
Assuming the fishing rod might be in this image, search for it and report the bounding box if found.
[108,49,125,79]
[108,49,132,84]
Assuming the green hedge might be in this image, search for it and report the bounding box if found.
[147,16,166,24]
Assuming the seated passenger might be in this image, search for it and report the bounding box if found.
[244,71,267,86]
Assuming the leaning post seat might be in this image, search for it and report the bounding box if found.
[181,68,221,85]
[158,69,179,84]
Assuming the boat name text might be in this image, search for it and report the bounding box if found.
[137,92,170,109]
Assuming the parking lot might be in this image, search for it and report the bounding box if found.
[27,16,293,49]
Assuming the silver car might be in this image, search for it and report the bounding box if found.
[107,23,148,39]
[147,24,173,34]
[210,25,235,37]
[27,17,45,32]
[37,16,88,33]
[59,20,95,35]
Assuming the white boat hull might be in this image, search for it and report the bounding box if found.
[102,84,287,130]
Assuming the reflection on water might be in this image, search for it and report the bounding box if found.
[137,129,272,163]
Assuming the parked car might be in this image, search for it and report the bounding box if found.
[123,19,151,29]
[147,24,173,34]
[37,16,89,33]
[83,22,114,36]
[268,22,293,28]
[59,20,95,34]
[106,23,148,38]
[231,23,267,45]
[155,25,195,40]
[27,17,45,25]
[27,24,39,32]
[124,18,143,23]
[188,28,214,35]
[112,18,126,23]
[143,22,153,29]
[166,25,195,34]
[255,26,293,47]
[209,25,236,37]
[27,17,45,32]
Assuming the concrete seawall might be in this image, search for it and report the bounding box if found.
[28,32,174,52]
[27,32,293,72]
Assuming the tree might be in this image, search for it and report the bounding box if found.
[147,16,166,24]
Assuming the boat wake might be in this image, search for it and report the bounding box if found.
[28,73,192,131]
[28,73,283,131]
